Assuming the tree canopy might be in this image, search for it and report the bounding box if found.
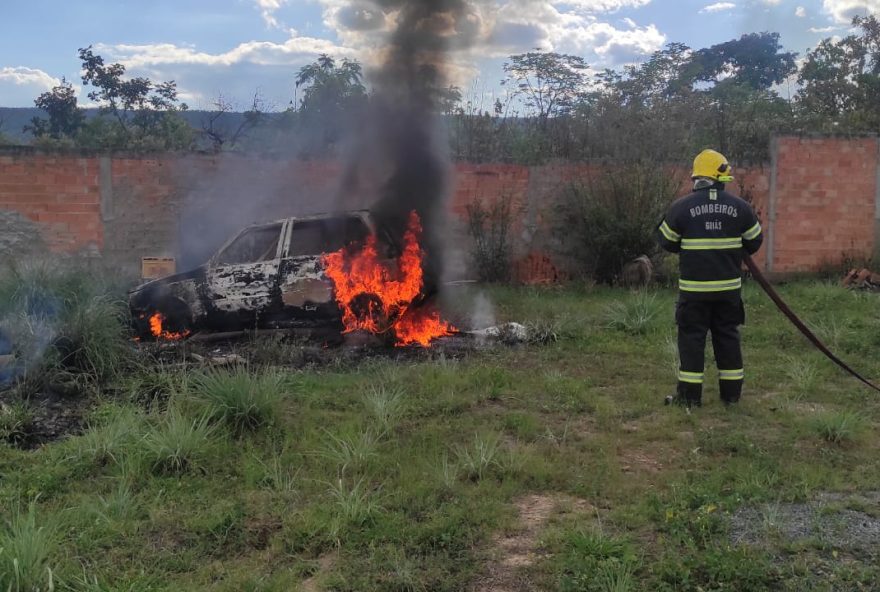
[14,16,880,163]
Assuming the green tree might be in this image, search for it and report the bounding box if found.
[76,45,193,150]
[502,52,590,121]
[581,45,709,163]
[690,32,798,91]
[674,32,797,160]
[797,15,880,131]
[294,54,367,150]
[25,78,85,140]
[615,42,696,103]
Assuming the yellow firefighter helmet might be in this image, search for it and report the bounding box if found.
[692,149,734,183]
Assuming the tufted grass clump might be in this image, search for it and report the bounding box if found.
[192,366,284,434]
[0,501,58,592]
[810,410,868,444]
[144,406,217,474]
[363,384,405,434]
[604,291,662,335]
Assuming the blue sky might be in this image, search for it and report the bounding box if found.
[0,0,875,110]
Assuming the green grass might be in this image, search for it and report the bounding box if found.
[810,410,869,444]
[363,384,405,434]
[191,366,285,434]
[0,400,35,446]
[0,259,132,394]
[143,406,218,474]
[2,281,880,590]
[72,404,144,466]
[454,433,502,481]
[0,500,58,592]
[603,290,663,335]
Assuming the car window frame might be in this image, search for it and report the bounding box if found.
[282,214,375,259]
[210,222,286,268]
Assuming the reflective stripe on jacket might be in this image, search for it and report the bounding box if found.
[657,184,763,300]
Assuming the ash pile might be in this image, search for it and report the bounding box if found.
[139,319,535,371]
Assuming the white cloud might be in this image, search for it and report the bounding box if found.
[0,66,60,89]
[796,6,807,16]
[546,0,651,10]
[73,0,665,110]
[89,35,355,110]
[492,2,665,62]
[823,0,880,23]
[0,67,63,109]
[809,24,841,31]
[763,0,782,5]
[316,0,664,68]
[95,36,351,69]
[253,0,287,30]
[699,2,736,13]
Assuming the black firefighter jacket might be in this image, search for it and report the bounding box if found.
[657,184,764,301]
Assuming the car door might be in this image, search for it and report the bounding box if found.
[204,221,287,320]
[278,215,374,316]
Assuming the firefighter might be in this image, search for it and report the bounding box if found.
[657,149,764,407]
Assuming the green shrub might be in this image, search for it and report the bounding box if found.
[466,195,514,283]
[0,260,131,389]
[558,164,682,284]
[192,367,284,434]
[87,481,141,530]
[254,451,300,493]
[0,501,58,592]
[654,546,779,590]
[783,355,819,394]
[123,364,186,409]
[56,293,130,382]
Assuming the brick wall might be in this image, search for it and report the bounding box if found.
[0,136,876,280]
[0,151,102,254]
[769,136,879,272]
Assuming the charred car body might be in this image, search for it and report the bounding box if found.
[129,210,419,338]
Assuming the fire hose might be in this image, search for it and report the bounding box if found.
[743,254,880,393]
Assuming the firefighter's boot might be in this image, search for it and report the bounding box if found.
[665,382,703,408]
[720,379,743,405]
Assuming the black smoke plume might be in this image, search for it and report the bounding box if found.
[339,0,483,287]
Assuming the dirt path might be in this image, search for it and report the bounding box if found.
[471,493,592,592]
[300,551,336,592]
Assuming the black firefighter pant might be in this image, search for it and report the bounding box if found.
[676,298,745,404]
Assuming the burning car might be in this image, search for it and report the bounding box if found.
[129,210,453,346]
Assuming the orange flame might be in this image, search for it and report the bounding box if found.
[322,211,455,347]
[148,312,190,341]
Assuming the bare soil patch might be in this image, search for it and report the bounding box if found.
[471,493,592,592]
[300,551,337,592]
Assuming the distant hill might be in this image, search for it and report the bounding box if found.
[0,108,43,141]
[0,107,254,143]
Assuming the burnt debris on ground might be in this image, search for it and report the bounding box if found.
[139,321,532,370]
[1,321,535,450]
